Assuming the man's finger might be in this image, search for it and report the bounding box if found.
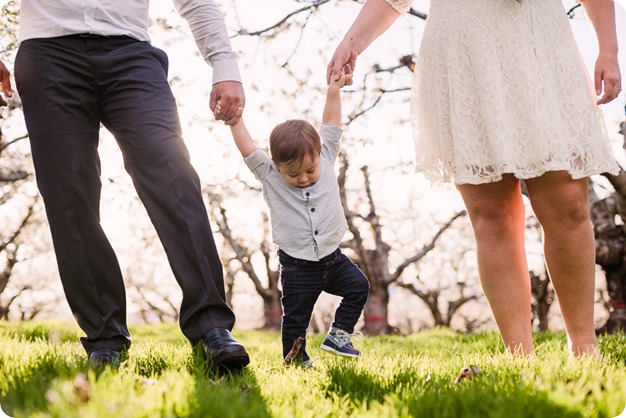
[209,90,219,113]
[215,99,244,123]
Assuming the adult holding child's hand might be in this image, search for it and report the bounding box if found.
[210,80,245,126]
[326,0,401,85]
[328,0,622,359]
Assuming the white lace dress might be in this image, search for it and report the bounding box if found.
[385,0,619,184]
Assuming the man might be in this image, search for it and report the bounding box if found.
[0,0,249,370]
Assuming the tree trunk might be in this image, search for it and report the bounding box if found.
[593,116,626,333]
[595,260,626,334]
[362,285,391,335]
[262,294,282,331]
[530,271,554,332]
[590,179,626,334]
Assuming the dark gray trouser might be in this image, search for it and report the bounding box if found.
[14,35,235,354]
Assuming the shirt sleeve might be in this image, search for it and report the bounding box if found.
[383,0,412,15]
[319,123,342,162]
[244,148,273,181]
[172,0,242,84]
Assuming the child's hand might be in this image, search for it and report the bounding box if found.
[329,64,353,89]
[214,99,223,118]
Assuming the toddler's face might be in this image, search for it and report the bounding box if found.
[276,154,321,188]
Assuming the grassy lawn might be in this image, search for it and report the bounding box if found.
[0,321,625,417]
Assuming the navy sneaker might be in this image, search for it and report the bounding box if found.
[320,330,363,358]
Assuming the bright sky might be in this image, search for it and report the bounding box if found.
[146,0,626,276]
[148,0,626,152]
[147,0,626,193]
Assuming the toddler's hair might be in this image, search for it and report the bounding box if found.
[269,119,321,165]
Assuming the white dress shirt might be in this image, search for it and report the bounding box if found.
[18,0,241,84]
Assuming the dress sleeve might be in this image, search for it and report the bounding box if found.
[383,0,413,15]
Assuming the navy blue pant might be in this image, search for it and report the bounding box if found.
[14,35,235,354]
[278,248,369,361]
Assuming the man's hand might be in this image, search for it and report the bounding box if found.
[0,60,13,107]
[210,81,245,126]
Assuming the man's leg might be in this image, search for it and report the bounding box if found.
[92,38,236,343]
[14,37,131,355]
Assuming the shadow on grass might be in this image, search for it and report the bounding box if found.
[2,347,271,418]
[186,349,271,418]
[402,383,583,418]
[324,363,583,418]
[1,351,78,417]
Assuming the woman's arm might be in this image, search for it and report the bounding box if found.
[327,0,402,84]
[579,0,622,104]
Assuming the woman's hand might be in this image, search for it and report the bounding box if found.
[327,40,358,86]
[594,52,622,105]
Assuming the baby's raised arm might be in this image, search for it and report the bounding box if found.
[229,118,257,158]
[216,98,256,158]
[323,65,352,125]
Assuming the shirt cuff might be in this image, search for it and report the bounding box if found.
[211,59,242,85]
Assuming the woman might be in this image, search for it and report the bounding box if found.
[328,0,622,357]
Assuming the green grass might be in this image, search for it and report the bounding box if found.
[0,321,625,417]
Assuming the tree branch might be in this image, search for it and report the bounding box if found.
[0,134,28,153]
[0,200,35,254]
[388,210,467,284]
[235,0,331,37]
[206,190,274,300]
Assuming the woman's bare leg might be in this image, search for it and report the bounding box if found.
[524,172,598,358]
[457,175,534,355]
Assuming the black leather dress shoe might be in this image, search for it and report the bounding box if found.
[200,328,250,371]
[87,348,121,368]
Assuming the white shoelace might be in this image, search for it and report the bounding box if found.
[334,330,364,346]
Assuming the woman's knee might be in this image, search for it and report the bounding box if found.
[467,205,523,240]
[526,172,590,227]
[458,180,525,236]
[532,189,590,228]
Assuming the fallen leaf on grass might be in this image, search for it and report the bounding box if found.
[283,337,305,366]
[453,365,480,384]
